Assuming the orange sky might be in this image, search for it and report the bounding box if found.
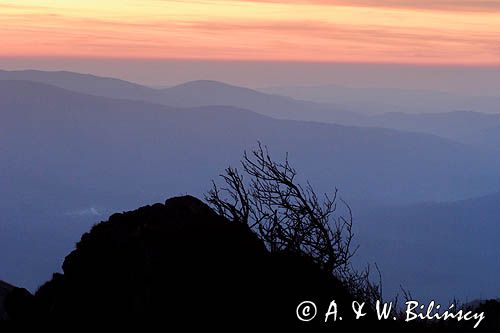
[1,0,500,64]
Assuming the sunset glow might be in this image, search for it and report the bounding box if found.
[1,0,500,64]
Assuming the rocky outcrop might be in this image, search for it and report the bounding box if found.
[6,196,360,327]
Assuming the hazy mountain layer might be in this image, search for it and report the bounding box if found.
[2,79,500,300]
[264,84,500,115]
[0,70,361,124]
[3,70,500,148]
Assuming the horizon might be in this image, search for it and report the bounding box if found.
[2,61,500,96]
[3,0,499,94]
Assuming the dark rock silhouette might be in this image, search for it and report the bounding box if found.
[3,287,36,321]
[6,196,368,327]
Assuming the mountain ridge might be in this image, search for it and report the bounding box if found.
[2,78,498,203]
[3,69,500,148]
[0,69,363,123]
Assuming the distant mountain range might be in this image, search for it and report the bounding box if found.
[0,70,362,124]
[2,69,500,148]
[3,79,498,206]
[1,71,500,301]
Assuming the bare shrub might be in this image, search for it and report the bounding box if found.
[206,142,381,306]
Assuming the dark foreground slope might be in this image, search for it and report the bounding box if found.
[0,282,14,320]
[3,196,360,327]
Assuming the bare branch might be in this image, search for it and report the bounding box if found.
[206,142,381,305]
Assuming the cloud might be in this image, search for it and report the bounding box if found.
[218,0,500,12]
[65,207,102,217]
[1,0,499,64]
[0,3,51,10]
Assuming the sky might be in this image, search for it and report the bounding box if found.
[1,0,500,65]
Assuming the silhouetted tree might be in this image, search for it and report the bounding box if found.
[207,142,380,305]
